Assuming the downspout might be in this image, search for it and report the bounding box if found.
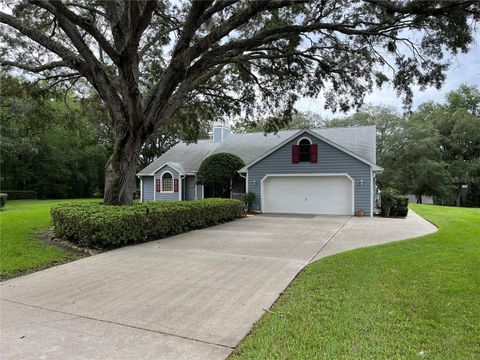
[179,174,185,201]
[239,172,247,192]
[194,173,198,200]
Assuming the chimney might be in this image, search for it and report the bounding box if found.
[212,122,231,143]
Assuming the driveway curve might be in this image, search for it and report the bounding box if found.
[1,210,437,360]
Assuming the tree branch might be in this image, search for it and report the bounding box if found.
[34,0,119,63]
[123,0,157,53]
[0,60,68,72]
[0,10,86,73]
[171,0,214,59]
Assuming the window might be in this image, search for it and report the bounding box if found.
[299,138,311,162]
[161,172,173,192]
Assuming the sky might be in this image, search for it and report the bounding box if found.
[295,35,480,118]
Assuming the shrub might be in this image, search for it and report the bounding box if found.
[51,199,245,249]
[0,190,37,200]
[0,193,7,208]
[381,188,409,217]
[391,196,409,217]
[197,153,245,197]
[242,192,256,212]
[380,188,398,217]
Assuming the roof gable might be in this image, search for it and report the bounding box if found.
[238,129,380,172]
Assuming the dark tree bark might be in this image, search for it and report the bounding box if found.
[1,0,479,204]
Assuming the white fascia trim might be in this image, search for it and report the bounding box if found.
[140,177,143,202]
[239,172,248,193]
[145,162,185,176]
[239,129,379,172]
[160,171,175,193]
[370,168,374,217]
[260,173,355,215]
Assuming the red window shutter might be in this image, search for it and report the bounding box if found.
[174,179,179,192]
[292,145,300,163]
[310,144,318,163]
[156,179,161,192]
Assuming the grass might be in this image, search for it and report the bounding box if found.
[0,199,98,280]
[231,205,480,359]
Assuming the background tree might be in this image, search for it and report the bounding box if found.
[0,75,108,198]
[323,86,480,206]
[197,153,245,198]
[1,1,478,204]
[325,104,405,167]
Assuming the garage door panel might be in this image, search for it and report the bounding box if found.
[262,175,353,215]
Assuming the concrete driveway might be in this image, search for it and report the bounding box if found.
[1,211,436,360]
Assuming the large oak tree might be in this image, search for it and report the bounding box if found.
[1,0,478,204]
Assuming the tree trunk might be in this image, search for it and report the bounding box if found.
[104,135,144,205]
[416,194,423,204]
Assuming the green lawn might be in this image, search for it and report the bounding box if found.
[231,205,480,359]
[0,199,97,280]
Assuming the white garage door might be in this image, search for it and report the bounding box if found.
[262,175,353,215]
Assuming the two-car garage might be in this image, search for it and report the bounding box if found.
[261,174,354,215]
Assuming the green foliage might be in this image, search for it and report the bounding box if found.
[325,85,480,207]
[232,205,480,359]
[446,84,480,116]
[0,76,108,199]
[380,188,398,217]
[0,193,7,208]
[197,153,245,197]
[242,192,256,212]
[51,199,245,249]
[391,196,409,218]
[0,190,37,200]
[380,188,409,218]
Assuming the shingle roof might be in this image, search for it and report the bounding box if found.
[137,126,377,175]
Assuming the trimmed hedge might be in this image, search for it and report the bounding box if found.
[381,188,409,217]
[0,190,37,200]
[51,198,245,249]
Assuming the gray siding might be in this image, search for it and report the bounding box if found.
[154,165,180,201]
[142,176,154,202]
[247,132,372,214]
[197,184,204,199]
[185,175,196,200]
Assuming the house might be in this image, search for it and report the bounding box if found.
[137,124,382,216]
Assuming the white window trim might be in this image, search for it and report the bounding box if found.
[297,136,313,163]
[296,136,312,145]
[160,171,175,193]
[260,173,355,215]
